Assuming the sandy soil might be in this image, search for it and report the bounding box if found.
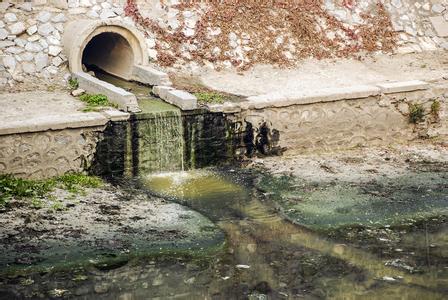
[196,51,448,97]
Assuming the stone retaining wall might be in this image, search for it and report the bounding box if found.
[0,126,104,179]
[1,0,448,87]
[227,84,448,154]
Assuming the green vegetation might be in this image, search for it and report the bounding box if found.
[56,173,102,193]
[0,175,53,207]
[194,92,225,104]
[0,173,102,208]
[409,103,425,124]
[68,77,79,90]
[79,93,118,112]
[431,100,441,118]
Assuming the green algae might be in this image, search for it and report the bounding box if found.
[256,172,448,230]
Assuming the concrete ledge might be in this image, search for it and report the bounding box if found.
[0,112,108,136]
[207,103,242,113]
[152,86,197,110]
[376,80,430,94]
[100,109,130,122]
[152,85,174,99]
[74,72,141,113]
[243,85,380,110]
[132,65,172,86]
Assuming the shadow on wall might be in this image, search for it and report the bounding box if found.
[241,121,284,157]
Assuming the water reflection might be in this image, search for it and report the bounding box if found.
[142,169,448,299]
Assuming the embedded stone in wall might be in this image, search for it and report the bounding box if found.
[8,22,25,35]
[430,16,448,37]
[0,127,103,179]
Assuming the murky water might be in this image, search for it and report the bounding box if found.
[139,169,448,299]
[1,168,447,299]
[2,72,446,298]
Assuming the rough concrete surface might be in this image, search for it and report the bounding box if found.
[0,91,123,134]
[196,52,448,97]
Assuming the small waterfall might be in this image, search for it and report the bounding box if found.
[90,70,236,177]
[134,109,184,174]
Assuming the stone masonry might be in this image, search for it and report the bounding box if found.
[0,126,104,179]
[0,0,448,87]
[227,83,448,153]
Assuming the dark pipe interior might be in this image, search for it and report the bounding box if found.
[82,32,134,79]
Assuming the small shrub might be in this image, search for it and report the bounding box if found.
[409,103,425,124]
[50,200,65,211]
[194,92,225,104]
[68,78,79,90]
[79,94,109,106]
[431,100,441,117]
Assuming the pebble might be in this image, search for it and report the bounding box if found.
[37,11,52,23]
[51,13,67,23]
[71,88,85,96]
[26,25,37,36]
[34,52,49,71]
[0,28,8,40]
[2,55,16,70]
[25,42,42,52]
[432,4,445,14]
[38,23,55,37]
[48,45,62,56]
[99,9,116,19]
[382,276,396,282]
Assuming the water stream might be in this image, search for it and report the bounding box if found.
[89,72,447,298]
[2,72,444,298]
[95,71,185,174]
[139,169,447,299]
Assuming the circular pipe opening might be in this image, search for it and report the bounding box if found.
[82,32,135,79]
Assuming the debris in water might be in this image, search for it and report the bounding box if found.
[381,276,396,282]
[385,259,418,273]
[236,264,251,269]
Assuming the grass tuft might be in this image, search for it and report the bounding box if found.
[68,78,79,90]
[431,100,441,118]
[194,92,225,104]
[79,94,118,112]
[0,174,102,208]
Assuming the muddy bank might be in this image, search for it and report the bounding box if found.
[0,181,225,278]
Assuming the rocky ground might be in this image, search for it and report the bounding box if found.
[251,141,448,182]
[0,181,224,276]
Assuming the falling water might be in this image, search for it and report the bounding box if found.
[135,109,185,173]
[93,70,185,174]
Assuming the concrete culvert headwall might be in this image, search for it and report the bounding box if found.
[63,19,148,80]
